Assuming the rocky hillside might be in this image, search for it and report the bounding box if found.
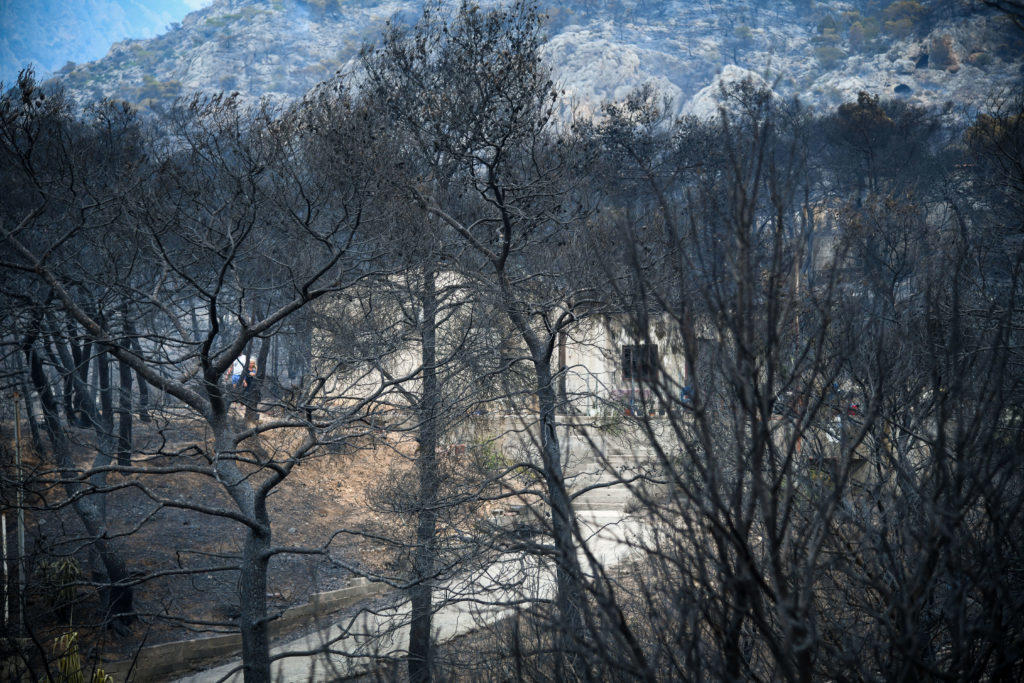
[0,0,205,85]
[48,0,1024,116]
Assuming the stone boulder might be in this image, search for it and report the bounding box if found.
[895,58,916,75]
[929,33,960,71]
[542,30,687,120]
[682,65,779,121]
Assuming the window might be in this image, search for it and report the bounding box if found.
[621,344,658,382]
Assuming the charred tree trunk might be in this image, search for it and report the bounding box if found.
[243,336,272,425]
[97,345,115,458]
[498,271,589,677]
[117,356,132,467]
[23,321,132,633]
[46,318,104,434]
[61,350,75,424]
[77,336,95,424]
[238,522,271,683]
[125,320,150,422]
[19,367,44,454]
[271,333,279,386]
[190,307,202,345]
[557,330,569,414]
[209,412,270,683]
[41,334,72,426]
[287,311,312,382]
[63,318,80,423]
[67,317,95,428]
[408,267,440,683]
[533,357,589,679]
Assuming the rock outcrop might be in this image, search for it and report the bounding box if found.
[682,65,778,120]
[42,0,1023,118]
[929,34,960,71]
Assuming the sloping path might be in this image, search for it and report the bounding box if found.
[179,420,659,682]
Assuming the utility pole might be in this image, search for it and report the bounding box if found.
[13,391,26,633]
[2,512,7,625]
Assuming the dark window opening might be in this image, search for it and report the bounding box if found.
[622,344,658,382]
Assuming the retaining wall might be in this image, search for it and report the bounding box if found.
[103,577,386,682]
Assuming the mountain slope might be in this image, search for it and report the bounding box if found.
[44,0,1024,115]
[0,1,211,86]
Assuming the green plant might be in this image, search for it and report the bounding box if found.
[813,27,841,46]
[39,557,82,620]
[50,631,113,683]
[204,12,243,29]
[131,46,158,63]
[814,45,847,69]
[817,13,839,33]
[472,437,506,473]
[135,76,182,101]
[849,21,867,49]
[53,631,84,683]
[883,1,926,38]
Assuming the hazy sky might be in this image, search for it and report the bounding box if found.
[1,0,215,85]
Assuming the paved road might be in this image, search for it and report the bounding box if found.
[179,423,657,682]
